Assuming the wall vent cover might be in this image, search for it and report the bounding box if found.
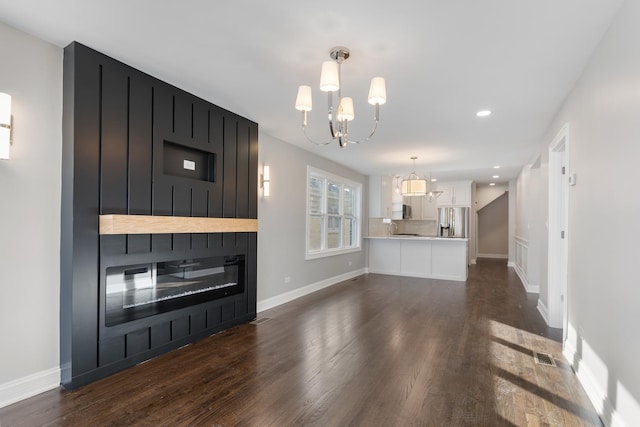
[533,351,557,367]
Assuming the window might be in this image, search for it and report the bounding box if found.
[306,166,362,259]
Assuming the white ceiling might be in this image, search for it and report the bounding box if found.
[0,0,624,183]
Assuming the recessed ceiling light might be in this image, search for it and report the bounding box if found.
[489,183,496,186]
[492,175,499,179]
[493,165,500,169]
[477,110,492,117]
[431,178,437,182]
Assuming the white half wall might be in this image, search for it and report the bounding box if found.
[257,133,368,306]
[0,22,63,407]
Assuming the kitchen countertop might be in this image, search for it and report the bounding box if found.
[365,235,468,242]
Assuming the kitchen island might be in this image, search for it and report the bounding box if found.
[366,236,468,281]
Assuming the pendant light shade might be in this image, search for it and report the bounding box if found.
[401,177,428,196]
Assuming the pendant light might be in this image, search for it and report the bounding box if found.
[401,157,428,197]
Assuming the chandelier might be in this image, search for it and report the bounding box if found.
[401,157,443,200]
[294,46,386,148]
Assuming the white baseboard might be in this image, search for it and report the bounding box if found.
[257,268,367,313]
[511,263,539,293]
[0,367,60,409]
[470,258,477,265]
[563,342,630,427]
[477,253,508,259]
[507,261,515,267]
[537,299,550,325]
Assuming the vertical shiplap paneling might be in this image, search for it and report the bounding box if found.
[236,122,249,219]
[190,99,211,250]
[64,42,258,389]
[100,61,129,256]
[173,92,191,141]
[151,84,174,253]
[222,114,237,248]
[127,73,153,253]
[172,180,192,251]
[235,121,250,250]
[248,122,259,219]
[208,106,225,249]
[65,46,102,379]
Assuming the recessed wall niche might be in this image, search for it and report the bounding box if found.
[163,140,216,182]
[60,42,258,389]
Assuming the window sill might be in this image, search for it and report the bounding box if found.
[305,246,361,260]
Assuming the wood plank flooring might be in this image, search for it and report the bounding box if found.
[0,259,602,426]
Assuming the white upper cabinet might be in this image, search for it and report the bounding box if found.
[368,175,393,218]
[422,196,438,219]
[401,195,437,220]
[436,181,472,207]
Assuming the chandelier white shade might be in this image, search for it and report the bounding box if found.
[337,97,354,122]
[368,77,387,105]
[320,61,339,92]
[295,46,386,148]
[295,85,312,112]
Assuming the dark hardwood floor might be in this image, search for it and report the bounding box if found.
[0,259,602,426]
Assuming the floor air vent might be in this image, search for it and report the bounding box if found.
[533,351,557,367]
[251,317,272,325]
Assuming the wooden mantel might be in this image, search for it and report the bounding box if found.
[99,215,259,235]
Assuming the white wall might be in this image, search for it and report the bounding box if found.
[507,179,516,265]
[475,183,508,211]
[518,1,640,424]
[477,193,508,257]
[0,23,62,407]
[257,132,368,310]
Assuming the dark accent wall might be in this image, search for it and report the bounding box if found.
[61,42,258,389]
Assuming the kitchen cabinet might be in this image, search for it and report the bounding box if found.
[403,195,437,220]
[369,238,401,274]
[367,236,468,281]
[368,175,393,218]
[436,181,472,207]
[400,239,432,276]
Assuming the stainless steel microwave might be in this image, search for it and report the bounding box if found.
[402,204,412,219]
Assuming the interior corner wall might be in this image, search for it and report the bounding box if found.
[507,180,516,265]
[0,23,62,406]
[477,193,508,257]
[524,1,640,424]
[257,133,368,310]
[469,182,477,263]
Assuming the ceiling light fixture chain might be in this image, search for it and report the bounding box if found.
[295,46,386,148]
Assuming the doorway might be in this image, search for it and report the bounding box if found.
[548,124,570,342]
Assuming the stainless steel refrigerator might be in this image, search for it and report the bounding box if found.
[437,207,469,238]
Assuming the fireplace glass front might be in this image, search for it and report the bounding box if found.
[105,255,244,326]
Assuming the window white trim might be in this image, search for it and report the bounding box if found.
[305,166,362,260]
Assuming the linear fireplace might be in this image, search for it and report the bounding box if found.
[105,255,244,326]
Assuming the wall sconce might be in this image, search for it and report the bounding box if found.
[0,92,12,160]
[260,165,270,197]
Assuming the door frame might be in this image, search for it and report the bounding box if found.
[548,123,570,341]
